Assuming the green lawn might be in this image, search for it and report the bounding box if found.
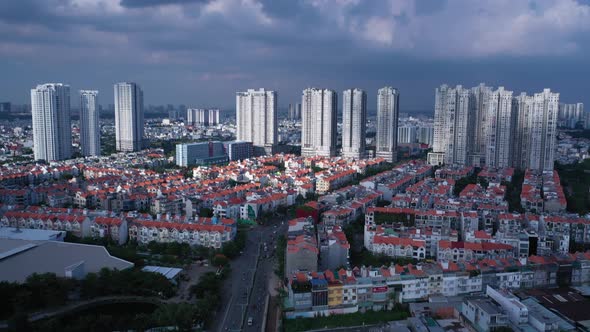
[283,309,408,332]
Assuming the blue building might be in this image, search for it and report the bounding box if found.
[176,142,228,167]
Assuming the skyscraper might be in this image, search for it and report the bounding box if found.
[512,93,534,170]
[526,89,559,171]
[470,83,493,166]
[430,83,559,171]
[31,83,72,161]
[485,87,514,168]
[429,85,471,166]
[288,103,302,120]
[376,87,400,163]
[514,89,559,171]
[186,109,220,126]
[79,90,100,157]
[236,88,277,155]
[342,89,367,159]
[114,82,144,152]
[301,88,338,157]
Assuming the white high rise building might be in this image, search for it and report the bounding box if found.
[512,93,534,170]
[417,126,434,146]
[31,83,72,161]
[186,109,220,126]
[114,82,144,152]
[79,90,101,157]
[431,83,559,171]
[429,85,471,166]
[236,88,277,155]
[518,89,559,171]
[341,88,367,159]
[398,126,417,144]
[470,83,493,166]
[558,103,584,128]
[485,87,514,168]
[301,88,338,157]
[376,87,400,163]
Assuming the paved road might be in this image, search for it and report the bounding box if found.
[215,218,288,332]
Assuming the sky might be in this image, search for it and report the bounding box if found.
[1,0,589,111]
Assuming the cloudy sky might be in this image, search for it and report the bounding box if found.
[1,0,589,111]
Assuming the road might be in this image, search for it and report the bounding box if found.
[215,218,288,332]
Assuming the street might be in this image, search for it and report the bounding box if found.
[215,218,288,332]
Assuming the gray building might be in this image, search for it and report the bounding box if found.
[223,141,253,161]
[176,141,228,167]
[376,87,400,163]
[79,90,101,156]
[318,227,350,270]
[0,239,133,282]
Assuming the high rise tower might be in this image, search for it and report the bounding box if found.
[342,89,367,159]
[31,83,72,161]
[79,90,100,157]
[114,82,144,152]
[236,88,277,155]
[376,87,400,163]
[301,88,338,157]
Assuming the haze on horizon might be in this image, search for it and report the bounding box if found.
[1,0,589,110]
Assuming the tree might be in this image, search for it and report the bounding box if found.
[152,303,196,332]
[199,207,213,218]
[212,254,229,267]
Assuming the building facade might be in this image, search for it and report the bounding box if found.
[430,84,559,171]
[31,83,72,161]
[342,89,367,159]
[236,89,277,155]
[186,108,220,126]
[176,142,228,167]
[114,82,144,152]
[485,87,514,168]
[376,87,400,163]
[223,141,253,161]
[301,88,338,157]
[79,90,101,157]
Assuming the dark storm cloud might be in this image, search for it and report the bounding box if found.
[0,0,589,110]
[119,0,209,8]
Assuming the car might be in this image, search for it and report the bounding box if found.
[247,317,253,326]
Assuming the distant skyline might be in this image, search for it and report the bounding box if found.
[1,0,589,110]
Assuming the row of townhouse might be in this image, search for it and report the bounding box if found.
[128,217,235,248]
[520,169,568,213]
[0,164,80,186]
[0,209,128,244]
[285,251,590,318]
[316,169,357,194]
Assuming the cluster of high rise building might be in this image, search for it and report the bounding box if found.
[185,108,220,127]
[31,82,145,161]
[558,103,585,128]
[429,84,564,171]
[236,87,400,162]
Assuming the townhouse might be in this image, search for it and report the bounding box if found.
[128,217,235,248]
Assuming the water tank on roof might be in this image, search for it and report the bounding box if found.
[212,216,219,224]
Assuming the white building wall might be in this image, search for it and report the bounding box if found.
[342,88,367,159]
[114,82,144,152]
[236,89,277,154]
[79,90,101,157]
[31,83,72,161]
[301,88,338,157]
[376,87,400,162]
